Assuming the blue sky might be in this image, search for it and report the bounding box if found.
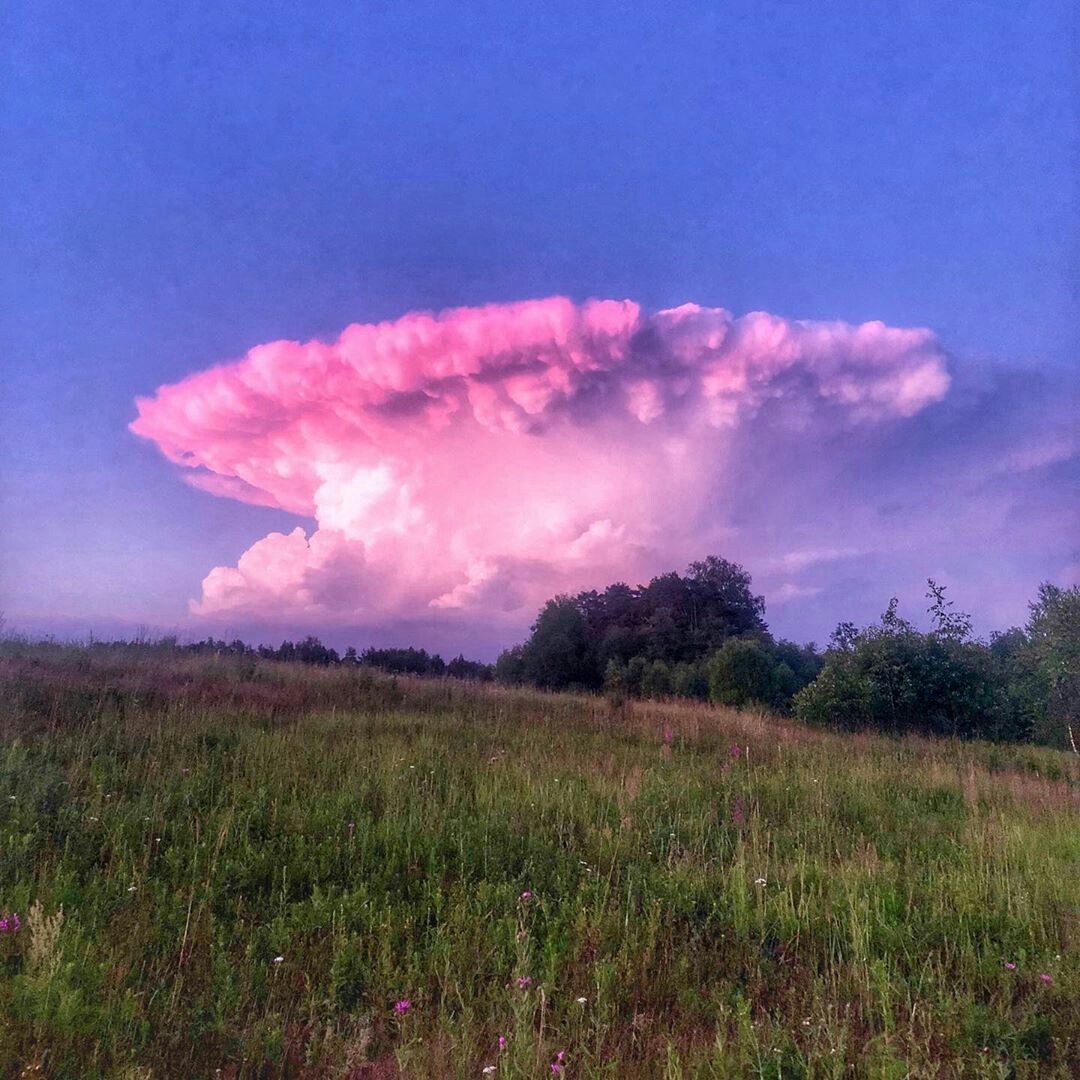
[1,1,1076,654]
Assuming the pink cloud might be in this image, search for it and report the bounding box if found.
[131,297,949,624]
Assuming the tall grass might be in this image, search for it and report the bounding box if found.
[0,642,1077,1077]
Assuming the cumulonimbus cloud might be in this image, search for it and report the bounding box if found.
[130,297,949,623]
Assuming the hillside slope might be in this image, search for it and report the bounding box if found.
[0,645,1077,1077]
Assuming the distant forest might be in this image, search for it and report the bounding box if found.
[68,557,1077,750]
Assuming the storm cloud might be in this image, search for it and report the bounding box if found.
[129,296,959,631]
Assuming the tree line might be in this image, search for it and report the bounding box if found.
[180,637,494,681]
[56,555,1077,750]
[492,559,1078,750]
[492,557,822,705]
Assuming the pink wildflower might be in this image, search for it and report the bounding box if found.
[519,890,532,900]
[498,1035,507,1050]
[394,999,411,1013]
[1039,973,1052,984]
[1004,961,1017,971]
[516,975,532,989]
[730,744,742,758]
[0,919,7,934]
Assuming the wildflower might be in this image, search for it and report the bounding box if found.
[519,890,532,900]
[482,1069,496,1075]
[272,956,284,964]
[0,919,7,934]
[730,744,742,758]
[394,999,412,1013]
[498,1035,507,1050]
[1004,961,1017,970]
[576,996,587,1004]
[516,976,532,989]
[754,877,767,886]
[1039,973,1052,984]
[127,885,137,893]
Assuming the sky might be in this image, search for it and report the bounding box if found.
[1,1,1076,658]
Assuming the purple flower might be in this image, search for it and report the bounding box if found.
[498,1035,507,1050]
[730,744,742,758]
[0,919,7,934]
[1039,973,1052,984]
[519,890,532,900]
[394,999,412,1013]
[516,975,532,989]
[1004,961,1017,971]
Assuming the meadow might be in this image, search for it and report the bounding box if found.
[0,642,1077,1078]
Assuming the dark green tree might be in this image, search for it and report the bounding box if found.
[1025,583,1080,750]
[707,638,780,709]
[517,596,597,689]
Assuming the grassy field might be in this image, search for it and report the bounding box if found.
[0,643,1077,1078]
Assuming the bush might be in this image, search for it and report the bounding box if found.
[707,638,780,709]
[671,661,709,700]
[794,663,876,730]
[625,656,649,698]
[641,660,673,698]
[793,585,1036,741]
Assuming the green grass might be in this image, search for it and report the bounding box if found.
[0,643,1077,1078]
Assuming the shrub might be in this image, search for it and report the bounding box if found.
[671,661,709,700]
[793,584,1036,741]
[641,660,673,698]
[707,638,780,709]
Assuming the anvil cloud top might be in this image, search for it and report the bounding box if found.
[131,297,949,622]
